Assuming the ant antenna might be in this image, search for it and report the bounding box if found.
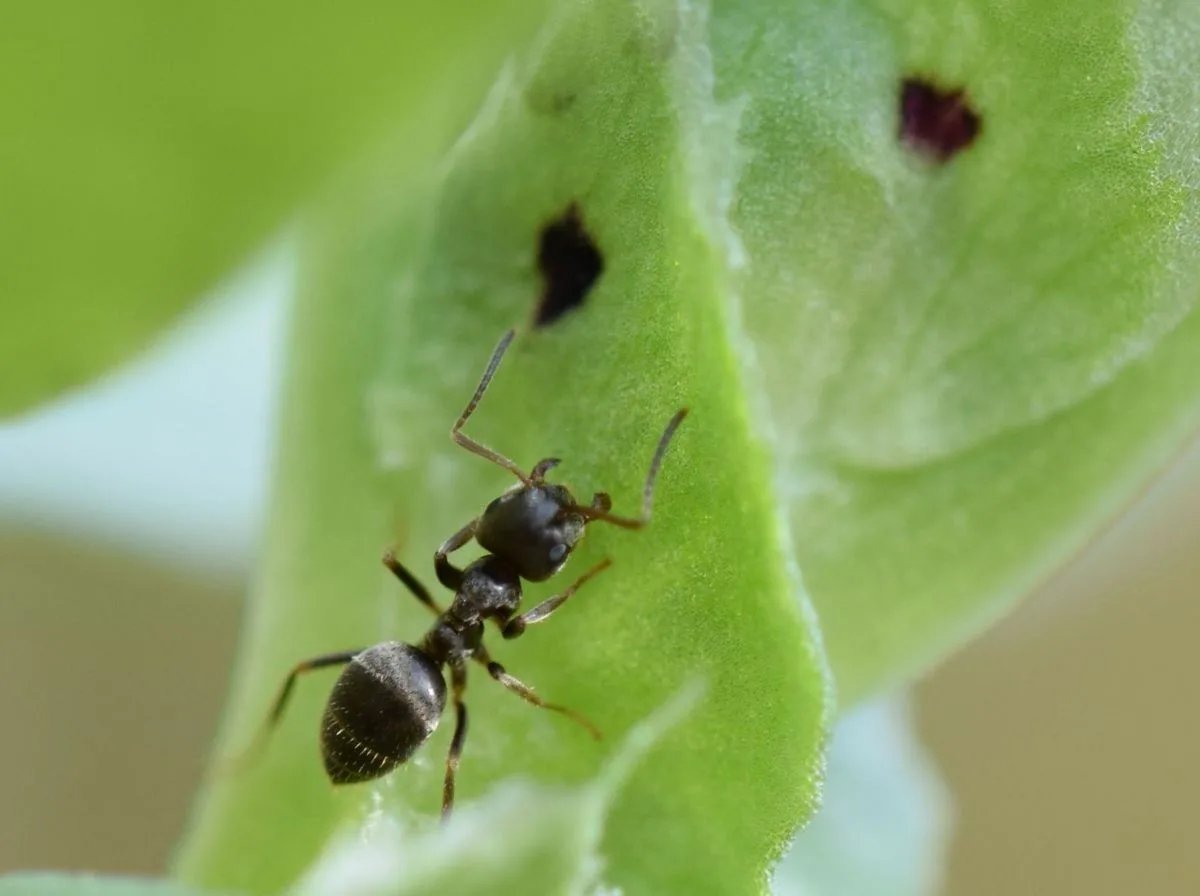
[451,329,529,483]
[576,407,688,529]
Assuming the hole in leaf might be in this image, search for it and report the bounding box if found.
[899,77,981,162]
[534,203,603,328]
[527,89,578,116]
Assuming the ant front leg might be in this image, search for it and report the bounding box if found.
[383,549,444,617]
[501,558,612,639]
[442,663,469,819]
[434,520,477,591]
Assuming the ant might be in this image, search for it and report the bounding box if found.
[244,329,687,817]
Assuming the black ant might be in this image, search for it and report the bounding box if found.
[243,329,686,817]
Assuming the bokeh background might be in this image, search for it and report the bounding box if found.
[1,254,1197,894]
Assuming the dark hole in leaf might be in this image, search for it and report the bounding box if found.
[899,77,981,162]
[527,90,578,116]
[534,203,603,328]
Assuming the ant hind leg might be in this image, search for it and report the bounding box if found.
[224,649,362,774]
[442,663,469,819]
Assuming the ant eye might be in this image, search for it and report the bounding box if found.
[549,543,568,564]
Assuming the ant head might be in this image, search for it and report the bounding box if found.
[475,481,589,582]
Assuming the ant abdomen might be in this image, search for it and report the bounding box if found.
[320,643,446,784]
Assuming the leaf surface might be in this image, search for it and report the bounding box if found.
[176,4,832,894]
[177,0,1200,891]
[708,0,1200,697]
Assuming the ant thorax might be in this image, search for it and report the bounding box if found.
[423,555,521,665]
[450,555,524,621]
[475,483,585,582]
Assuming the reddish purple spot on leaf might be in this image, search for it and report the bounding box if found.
[534,203,603,328]
[899,77,981,163]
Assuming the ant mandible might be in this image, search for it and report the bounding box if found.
[246,329,687,817]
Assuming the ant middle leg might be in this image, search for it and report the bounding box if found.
[575,408,688,530]
[442,663,469,819]
[383,549,444,617]
[501,558,612,639]
[451,329,528,484]
[227,649,363,772]
[477,650,601,740]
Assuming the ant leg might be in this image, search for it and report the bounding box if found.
[434,520,477,591]
[382,549,444,617]
[451,329,528,484]
[226,649,362,772]
[476,650,601,740]
[502,558,612,639]
[575,408,688,530]
[442,663,469,819]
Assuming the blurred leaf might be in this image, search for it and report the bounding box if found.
[0,0,551,417]
[0,874,233,896]
[710,0,1200,698]
[773,696,950,896]
[292,685,701,896]
[175,3,832,893]
[296,786,601,896]
[0,253,285,581]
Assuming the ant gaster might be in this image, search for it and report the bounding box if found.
[244,329,687,816]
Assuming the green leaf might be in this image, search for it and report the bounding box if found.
[175,4,831,893]
[0,0,551,417]
[292,684,702,896]
[0,874,232,896]
[176,0,1200,889]
[706,0,1200,698]
[774,696,949,896]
